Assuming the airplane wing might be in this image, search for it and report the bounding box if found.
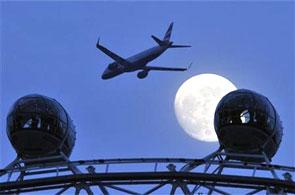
[96,38,131,66]
[146,66,187,71]
[146,63,192,72]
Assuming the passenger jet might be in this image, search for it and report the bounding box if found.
[96,22,191,80]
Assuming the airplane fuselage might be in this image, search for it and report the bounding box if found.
[102,45,169,79]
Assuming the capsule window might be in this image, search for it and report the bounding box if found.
[20,115,41,129]
[266,116,275,132]
[23,119,32,128]
[54,120,65,138]
[240,110,250,124]
[253,111,268,130]
[42,117,54,132]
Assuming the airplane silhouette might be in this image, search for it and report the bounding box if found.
[96,22,191,80]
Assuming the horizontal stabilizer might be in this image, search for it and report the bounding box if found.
[169,44,191,48]
[151,35,164,46]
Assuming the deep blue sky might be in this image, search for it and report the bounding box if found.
[1,2,294,169]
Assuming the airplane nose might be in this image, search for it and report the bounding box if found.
[101,74,107,80]
[101,69,110,80]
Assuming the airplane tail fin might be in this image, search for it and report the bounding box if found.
[151,22,173,46]
[151,22,191,48]
[163,22,173,42]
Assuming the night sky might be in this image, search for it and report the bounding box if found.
[1,1,294,170]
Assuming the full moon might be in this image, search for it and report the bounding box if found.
[174,74,237,142]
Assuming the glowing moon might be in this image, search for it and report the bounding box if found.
[174,74,237,142]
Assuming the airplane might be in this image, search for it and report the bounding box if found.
[96,22,191,80]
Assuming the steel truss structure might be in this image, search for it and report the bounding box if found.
[1,147,294,194]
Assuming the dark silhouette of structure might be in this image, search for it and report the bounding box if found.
[214,89,283,162]
[6,94,76,160]
[97,22,191,80]
[0,92,294,194]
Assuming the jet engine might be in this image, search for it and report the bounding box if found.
[137,70,149,79]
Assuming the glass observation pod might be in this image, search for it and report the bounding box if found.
[6,94,76,160]
[214,89,283,162]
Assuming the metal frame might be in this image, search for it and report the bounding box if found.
[1,148,294,194]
